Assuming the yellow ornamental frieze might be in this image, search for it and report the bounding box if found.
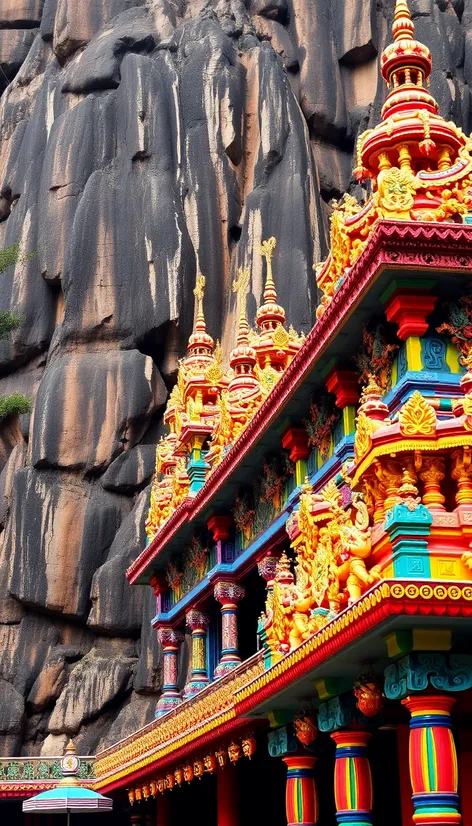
[399,390,437,436]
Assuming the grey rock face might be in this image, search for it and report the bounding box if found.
[88,489,149,634]
[7,469,129,617]
[48,646,136,734]
[0,0,468,757]
[100,445,156,493]
[0,679,25,756]
[31,351,166,471]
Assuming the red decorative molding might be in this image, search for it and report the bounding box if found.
[325,367,360,408]
[281,425,310,462]
[384,290,437,340]
[207,514,233,542]
[128,221,472,584]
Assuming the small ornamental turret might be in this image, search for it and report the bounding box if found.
[206,268,264,468]
[254,237,304,392]
[316,0,472,318]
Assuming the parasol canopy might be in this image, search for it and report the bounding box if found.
[23,740,112,815]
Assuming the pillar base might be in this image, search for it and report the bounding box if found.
[412,793,461,826]
[183,679,209,699]
[155,694,182,718]
[214,657,240,678]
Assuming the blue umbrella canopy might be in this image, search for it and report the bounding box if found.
[23,741,113,815]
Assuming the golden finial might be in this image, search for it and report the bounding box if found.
[260,237,277,303]
[65,739,76,755]
[193,273,206,329]
[233,267,251,345]
[393,0,414,42]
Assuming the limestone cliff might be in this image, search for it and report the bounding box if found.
[0,0,468,756]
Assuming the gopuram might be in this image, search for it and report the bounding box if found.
[6,2,472,826]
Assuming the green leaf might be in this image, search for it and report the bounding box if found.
[0,393,32,419]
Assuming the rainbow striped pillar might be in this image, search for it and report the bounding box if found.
[402,695,461,826]
[331,730,373,826]
[282,755,318,826]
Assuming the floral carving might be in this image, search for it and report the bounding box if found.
[399,391,436,436]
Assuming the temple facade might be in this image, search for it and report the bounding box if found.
[5,1,472,824]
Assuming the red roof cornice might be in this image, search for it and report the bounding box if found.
[128,220,472,584]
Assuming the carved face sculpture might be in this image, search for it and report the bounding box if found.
[183,764,194,783]
[134,787,142,802]
[165,773,175,790]
[142,784,150,800]
[354,681,383,718]
[241,735,256,759]
[228,742,241,764]
[127,789,135,805]
[157,779,166,794]
[193,759,204,779]
[204,754,217,773]
[174,767,184,786]
[293,715,318,747]
[149,781,157,797]
[215,748,227,768]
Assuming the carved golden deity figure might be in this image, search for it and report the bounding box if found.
[262,479,381,656]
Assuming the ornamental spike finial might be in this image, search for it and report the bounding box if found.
[393,0,414,42]
[193,273,206,333]
[260,237,277,304]
[233,267,251,346]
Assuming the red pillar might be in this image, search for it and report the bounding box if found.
[217,766,239,826]
[397,723,415,826]
[402,694,461,826]
[283,755,318,826]
[156,794,171,826]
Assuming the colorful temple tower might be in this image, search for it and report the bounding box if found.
[6,3,472,826]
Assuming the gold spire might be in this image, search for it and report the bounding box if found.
[193,273,206,331]
[393,0,414,42]
[233,267,251,346]
[260,237,277,304]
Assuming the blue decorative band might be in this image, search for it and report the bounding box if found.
[409,715,453,729]
[286,769,314,779]
[335,747,367,758]
[336,814,373,825]
[412,793,460,809]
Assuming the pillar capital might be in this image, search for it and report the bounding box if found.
[401,693,456,719]
[214,580,245,605]
[157,626,184,648]
[186,609,210,631]
[257,552,280,583]
[331,729,372,748]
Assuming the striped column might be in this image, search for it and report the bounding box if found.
[402,695,461,826]
[184,610,210,698]
[283,755,318,826]
[155,627,184,718]
[331,731,373,826]
[214,581,245,678]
